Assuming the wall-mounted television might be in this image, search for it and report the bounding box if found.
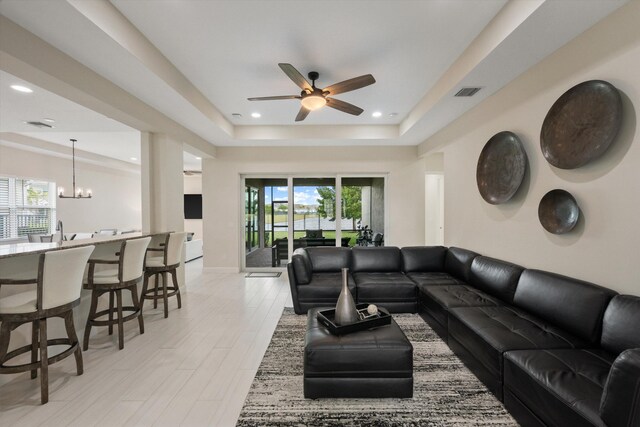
[184,194,202,219]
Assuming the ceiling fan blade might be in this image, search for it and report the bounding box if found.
[295,106,310,122]
[247,95,301,101]
[326,98,364,116]
[279,63,313,92]
[323,74,375,96]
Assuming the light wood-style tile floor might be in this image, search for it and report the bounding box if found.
[0,260,292,426]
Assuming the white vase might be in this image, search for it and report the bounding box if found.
[334,268,359,325]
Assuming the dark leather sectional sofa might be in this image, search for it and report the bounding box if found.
[288,245,640,427]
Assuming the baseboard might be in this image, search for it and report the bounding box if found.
[202,267,241,273]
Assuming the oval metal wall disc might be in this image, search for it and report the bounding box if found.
[538,189,580,234]
[476,131,527,204]
[540,80,622,169]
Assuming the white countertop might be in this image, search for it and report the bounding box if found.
[0,232,167,259]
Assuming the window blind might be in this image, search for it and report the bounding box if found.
[0,176,56,240]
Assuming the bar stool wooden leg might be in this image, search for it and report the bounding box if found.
[116,289,124,350]
[153,273,160,309]
[39,318,48,404]
[83,289,99,351]
[162,272,169,318]
[0,321,11,368]
[140,273,149,314]
[31,320,39,379]
[171,269,182,309]
[64,310,83,375]
[108,291,114,336]
[130,285,144,334]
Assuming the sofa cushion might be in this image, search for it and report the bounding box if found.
[468,256,524,304]
[600,349,640,427]
[444,247,479,282]
[504,349,613,427]
[407,272,463,288]
[306,247,351,273]
[600,294,640,355]
[291,248,312,284]
[353,272,416,303]
[513,270,617,345]
[448,306,587,382]
[420,285,503,330]
[297,272,356,302]
[424,285,503,310]
[400,246,447,273]
[352,247,401,272]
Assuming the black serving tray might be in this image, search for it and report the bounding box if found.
[317,304,391,335]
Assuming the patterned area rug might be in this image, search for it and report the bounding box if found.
[237,309,518,426]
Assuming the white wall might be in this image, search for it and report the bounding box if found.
[202,146,425,270]
[0,144,141,234]
[421,2,640,296]
[183,173,203,240]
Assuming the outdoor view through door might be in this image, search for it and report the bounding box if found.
[244,176,385,269]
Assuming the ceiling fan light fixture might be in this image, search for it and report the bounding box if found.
[301,95,326,111]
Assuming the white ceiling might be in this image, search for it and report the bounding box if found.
[0,70,133,133]
[0,70,201,170]
[0,69,141,163]
[110,0,507,126]
[0,0,629,155]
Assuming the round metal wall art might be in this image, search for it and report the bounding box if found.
[540,80,622,169]
[476,131,527,205]
[538,189,580,234]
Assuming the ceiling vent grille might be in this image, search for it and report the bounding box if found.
[25,121,54,129]
[455,87,482,97]
[183,170,202,176]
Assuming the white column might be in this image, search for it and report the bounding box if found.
[140,132,185,284]
[141,132,184,233]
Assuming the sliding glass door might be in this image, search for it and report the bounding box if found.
[244,178,288,269]
[341,177,385,247]
[245,185,259,252]
[242,175,386,270]
[293,177,338,245]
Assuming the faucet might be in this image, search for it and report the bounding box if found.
[56,220,63,242]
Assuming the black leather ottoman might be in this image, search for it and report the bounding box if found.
[304,307,413,398]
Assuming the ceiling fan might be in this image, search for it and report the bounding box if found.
[248,63,376,122]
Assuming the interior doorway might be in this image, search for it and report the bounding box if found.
[425,173,444,245]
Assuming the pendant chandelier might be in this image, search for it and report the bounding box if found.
[58,138,92,199]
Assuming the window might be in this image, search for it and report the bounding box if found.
[0,176,57,240]
[341,177,385,247]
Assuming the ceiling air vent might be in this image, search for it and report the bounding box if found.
[25,121,54,129]
[454,87,482,97]
[183,170,202,176]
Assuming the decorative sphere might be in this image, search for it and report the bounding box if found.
[367,304,379,315]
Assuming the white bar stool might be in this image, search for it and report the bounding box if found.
[83,237,151,350]
[141,232,187,318]
[0,245,95,404]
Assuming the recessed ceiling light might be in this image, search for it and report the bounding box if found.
[130,157,138,161]
[11,84,33,93]
[251,112,261,118]
[195,156,202,160]
[42,118,55,123]
[372,111,382,118]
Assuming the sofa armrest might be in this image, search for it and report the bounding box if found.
[600,348,640,427]
[287,263,304,314]
[291,253,312,285]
